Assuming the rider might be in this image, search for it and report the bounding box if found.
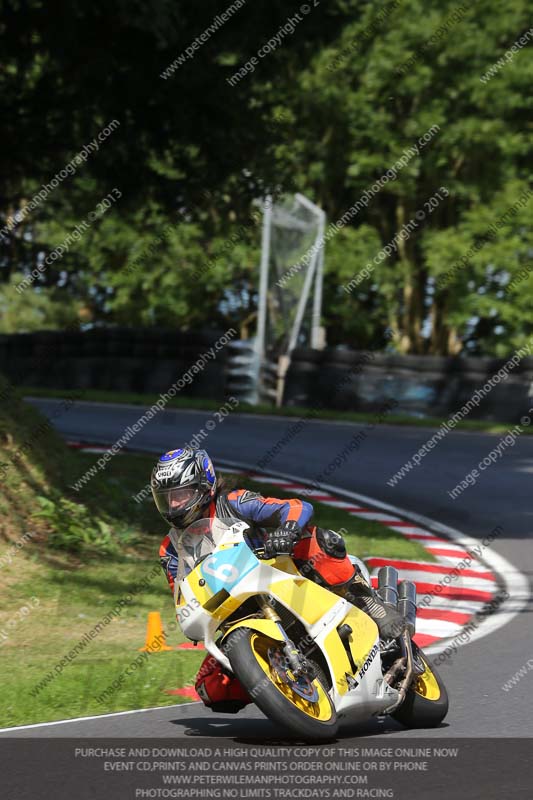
[153,447,400,713]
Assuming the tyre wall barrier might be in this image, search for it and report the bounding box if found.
[283,347,533,423]
[2,330,531,423]
[0,327,230,401]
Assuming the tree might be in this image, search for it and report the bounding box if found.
[2,0,532,356]
[0,0,356,331]
[274,0,533,353]
[0,274,81,333]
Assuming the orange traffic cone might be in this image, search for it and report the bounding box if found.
[139,612,173,652]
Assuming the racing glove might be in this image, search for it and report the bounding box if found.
[263,521,301,558]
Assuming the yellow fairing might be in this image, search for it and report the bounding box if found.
[250,633,334,721]
[221,618,285,643]
[270,577,341,625]
[178,571,211,607]
[269,577,367,695]
[342,606,379,659]
[412,657,441,701]
[323,606,379,695]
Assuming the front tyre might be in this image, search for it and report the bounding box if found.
[392,647,449,728]
[225,628,338,741]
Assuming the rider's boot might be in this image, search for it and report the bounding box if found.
[335,571,405,641]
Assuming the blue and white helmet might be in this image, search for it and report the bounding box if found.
[150,447,217,528]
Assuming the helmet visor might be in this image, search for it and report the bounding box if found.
[152,485,202,519]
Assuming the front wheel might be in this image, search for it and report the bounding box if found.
[225,628,339,741]
[392,647,449,728]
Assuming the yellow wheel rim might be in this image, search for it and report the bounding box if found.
[250,634,334,722]
[413,657,441,701]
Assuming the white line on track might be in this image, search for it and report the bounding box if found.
[0,702,203,734]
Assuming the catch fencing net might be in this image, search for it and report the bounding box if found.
[227,193,325,405]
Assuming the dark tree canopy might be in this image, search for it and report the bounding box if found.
[1,0,532,355]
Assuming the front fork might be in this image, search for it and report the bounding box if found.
[257,595,315,680]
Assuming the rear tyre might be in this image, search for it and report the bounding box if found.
[392,648,449,728]
[226,628,339,741]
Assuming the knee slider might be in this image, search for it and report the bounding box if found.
[316,528,347,559]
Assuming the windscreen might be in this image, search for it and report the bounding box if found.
[171,517,247,582]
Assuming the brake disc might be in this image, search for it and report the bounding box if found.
[267,646,319,702]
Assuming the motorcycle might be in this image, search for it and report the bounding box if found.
[174,517,449,740]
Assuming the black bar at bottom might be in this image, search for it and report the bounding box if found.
[1,737,530,800]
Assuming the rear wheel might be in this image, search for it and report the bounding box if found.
[226,628,338,741]
[392,648,449,728]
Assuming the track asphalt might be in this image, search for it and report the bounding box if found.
[2,398,531,738]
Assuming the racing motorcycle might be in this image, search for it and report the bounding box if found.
[174,517,449,740]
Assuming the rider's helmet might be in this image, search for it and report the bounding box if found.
[150,447,217,528]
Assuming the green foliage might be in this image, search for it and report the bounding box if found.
[33,495,133,554]
[286,0,533,353]
[0,273,80,333]
[423,179,533,354]
[0,372,150,550]
[1,0,532,354]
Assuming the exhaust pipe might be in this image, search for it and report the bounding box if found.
[377,566,399,608]
[398,580,417,635]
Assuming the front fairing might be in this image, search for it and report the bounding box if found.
[174,518,396,716]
